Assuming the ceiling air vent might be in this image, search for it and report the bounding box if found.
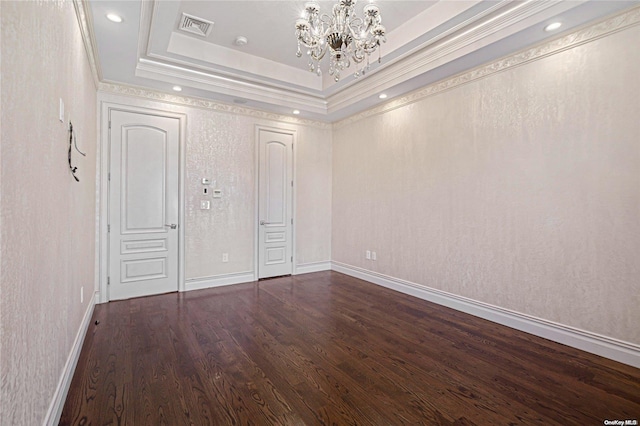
[179,13,213,37]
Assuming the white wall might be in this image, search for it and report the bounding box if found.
[97,89,332,286]
[332,20,640,345]
[0,1,97,424]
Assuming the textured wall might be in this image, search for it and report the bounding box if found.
[97,90,333,281]
[332,24,640,344]
[0,1,97,425]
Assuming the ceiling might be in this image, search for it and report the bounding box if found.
[88,0,638,122]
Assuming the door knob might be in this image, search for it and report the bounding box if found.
[164,224,177,229]
[260,220,273,225]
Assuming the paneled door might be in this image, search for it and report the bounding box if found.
[108,110,180,300]
[258,128,294,278]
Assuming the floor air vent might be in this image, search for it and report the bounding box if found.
[179,13,213,37]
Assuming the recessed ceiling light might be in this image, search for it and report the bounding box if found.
[293,110,300,115]
[378,93,388,99]
[106,13,123,23]
[172,86,182,92]
[544,22,562,32]
[234,36,248,47]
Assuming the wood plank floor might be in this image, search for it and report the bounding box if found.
[60,271,640,425]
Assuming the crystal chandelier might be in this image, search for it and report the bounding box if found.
[295,0,386,82]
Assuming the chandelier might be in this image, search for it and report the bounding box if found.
[295,0,386,82]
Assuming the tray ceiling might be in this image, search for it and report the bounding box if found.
[88,0,638,122]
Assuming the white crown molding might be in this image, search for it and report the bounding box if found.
[73,0,102,88]
[97,82,332,129]
[327,0,585,114]
[135,59,328,115]
[334,4,640,129]
[165,32,322,91]
[332,262,640,368]
[137,0,154,60]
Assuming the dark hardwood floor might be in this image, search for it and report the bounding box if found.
[60,271,640,425]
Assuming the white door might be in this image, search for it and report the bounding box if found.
[258,129,294,279]
[108,110,180,300]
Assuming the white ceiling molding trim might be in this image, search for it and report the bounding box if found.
[97,82,332,130]
[334,4,640,129]
[327,0,588,114]
[73,0,102,88]
[146,49,323,95]
[165,32,322,91]
[135,59,328,115]
[136,0,154,61]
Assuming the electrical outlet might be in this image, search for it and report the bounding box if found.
[80,286,84,304]
[222,253,229,262]
[365,250,371,260]
[372,251,377,261]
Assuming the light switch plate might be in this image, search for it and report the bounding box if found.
[200,200,210,210]
[201,178,210,185]
[213,189,222,198]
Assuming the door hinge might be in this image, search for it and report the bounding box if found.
[107,277,110,286]
[107,224,110,232]
[108,172,111,181]
[291,218,293,225]
[291,256,293,263]
[291,180,293,187]
[108,120,111,130]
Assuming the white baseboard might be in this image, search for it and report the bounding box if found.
[185,271,255,291]
[44,297,96,426]
[331,261,640,369]
[295,261,332,275]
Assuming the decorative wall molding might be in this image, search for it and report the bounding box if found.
[43,297,96,425]
[98,82,332,130]
[331,262,640,369]
[185,271,255,292]
[295,261,332,275]
[334,5,640,129]
[73,0,102,88]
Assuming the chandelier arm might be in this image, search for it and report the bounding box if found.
[311,44,328,61]
[320,14,332,26]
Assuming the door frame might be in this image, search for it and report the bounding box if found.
[98,102,187,303]
[254,125,297,280]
